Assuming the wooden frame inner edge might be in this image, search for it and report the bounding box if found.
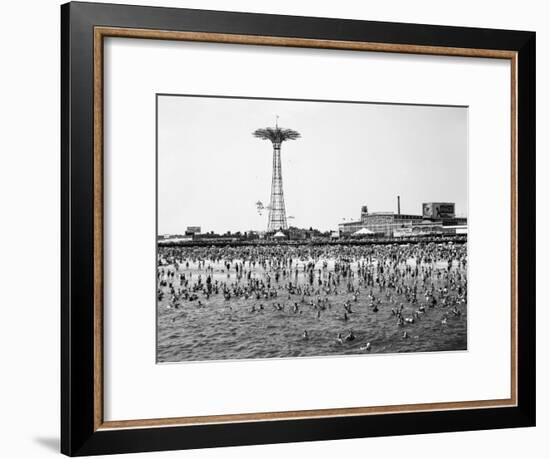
[93,26,518,431]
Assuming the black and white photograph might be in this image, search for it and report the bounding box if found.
[0,0,539,456]
[156,95,468,363]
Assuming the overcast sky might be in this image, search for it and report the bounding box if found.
[158,95,467,234]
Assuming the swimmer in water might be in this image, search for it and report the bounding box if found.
[302,330,309,340]
[345,330,355,342]
[360,342,371,352]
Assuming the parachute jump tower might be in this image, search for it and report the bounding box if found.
[253,117,301,232]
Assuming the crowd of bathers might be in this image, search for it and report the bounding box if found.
[157,242,467,351]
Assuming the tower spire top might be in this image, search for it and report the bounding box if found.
[275,114,279,129]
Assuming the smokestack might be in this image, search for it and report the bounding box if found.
[397,195,401,215]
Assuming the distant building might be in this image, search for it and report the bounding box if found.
[244,230,263,240]
[340,212,423,237]
[361,205,369,220]
[422,202,454,220]
[185,226,201,236]
[286,227,325,240]
[422,202,467,226]
[339,201,467,237]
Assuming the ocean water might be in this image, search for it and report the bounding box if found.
[156,244,467,363]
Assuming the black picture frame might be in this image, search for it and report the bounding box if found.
[61,1,535,456]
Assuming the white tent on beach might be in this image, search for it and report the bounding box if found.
[273,231,286,238]
[352,227,374,236]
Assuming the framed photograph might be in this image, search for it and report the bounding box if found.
[61,1,536,456]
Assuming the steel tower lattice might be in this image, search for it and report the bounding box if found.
[253,118,300,232]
